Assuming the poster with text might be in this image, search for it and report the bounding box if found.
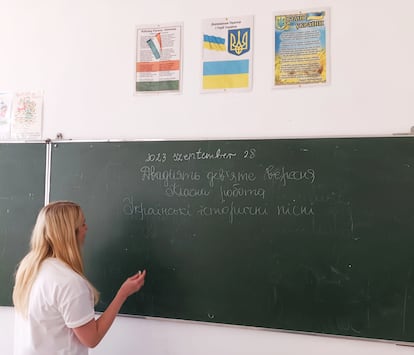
[136,23,182,94]
[274,9,329,87]
[10,91,43,140]
[202,15,254,92]
[0,92,13,139]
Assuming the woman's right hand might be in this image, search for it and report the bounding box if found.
[74,269,147,348]
[118,270,146,300]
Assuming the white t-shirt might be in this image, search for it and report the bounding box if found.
[14,258,95,355]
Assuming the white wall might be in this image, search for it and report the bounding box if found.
[1,0,414,354]
[1,307,414,355]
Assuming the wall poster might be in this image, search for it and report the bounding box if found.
[135,23,183,94]
[0,92,13,139]
[202,15,254,92]
[274,9,329,87]
[10,91,43,140]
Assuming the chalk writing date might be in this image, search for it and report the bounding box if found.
[145,152,167,163]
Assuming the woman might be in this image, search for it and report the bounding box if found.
[13,201,146,354]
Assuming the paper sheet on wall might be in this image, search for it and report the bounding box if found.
[135,23,182,94]
[202,15,254,92]
[274,9,329,87]
[0,92,13,139]
[10,91,43,140]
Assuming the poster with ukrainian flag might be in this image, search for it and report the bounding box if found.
[274,9,329,87]
[136,23,182,94]
[202,16,253,92]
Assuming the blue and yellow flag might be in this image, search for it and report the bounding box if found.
[202,59,249,89]
[203,35,226,51]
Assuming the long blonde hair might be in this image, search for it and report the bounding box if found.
[13,201,99,316]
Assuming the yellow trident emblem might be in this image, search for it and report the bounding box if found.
[229,29,250,56]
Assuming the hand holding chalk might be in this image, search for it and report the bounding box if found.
[118,270,146,300]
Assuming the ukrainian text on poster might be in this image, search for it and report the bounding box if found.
[136,24,182,94]
[274,10,328,87]
[202,16,254,92]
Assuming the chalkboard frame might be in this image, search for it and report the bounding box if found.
[3,136,414,345]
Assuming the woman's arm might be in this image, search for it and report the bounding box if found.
[73,270,146,348]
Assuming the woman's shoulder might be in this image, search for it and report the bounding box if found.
[41,257,72,272]
[39,258,88,288]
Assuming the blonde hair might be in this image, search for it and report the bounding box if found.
[13,201,99,316]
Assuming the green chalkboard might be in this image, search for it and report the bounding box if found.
[0,143,46,306]
[49,137,414,343]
